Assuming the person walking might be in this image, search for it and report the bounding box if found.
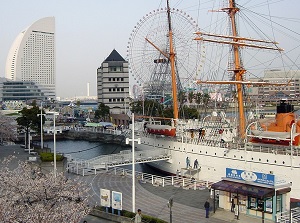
[231,198,235,212]
[186,157,190,168]
[204,199,210,218]
[193,159,199,169]
[135,209,142,223]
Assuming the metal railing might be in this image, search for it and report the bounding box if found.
[106,167,212,191]
[276,207,300,223]
[66,148,171,176]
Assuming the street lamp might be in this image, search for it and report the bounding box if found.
[37,102,45,149]
[125,113,140,212]
[47,112,59,177]
[168,197,174,223]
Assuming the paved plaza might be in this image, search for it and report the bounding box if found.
[1,145,270,223]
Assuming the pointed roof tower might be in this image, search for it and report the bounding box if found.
[104,49,125,62]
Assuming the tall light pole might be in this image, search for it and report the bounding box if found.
[168,197,173,223]
[48,112,59,177]
[125,113,140,212]
[37,102,45,149]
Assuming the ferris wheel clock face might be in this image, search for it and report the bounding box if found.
[127,7,203,97]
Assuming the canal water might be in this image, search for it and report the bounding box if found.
[45,139,166,176]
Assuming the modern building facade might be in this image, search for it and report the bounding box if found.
[1,80,46,102]
[97,49,130,114]
[247,70,300,104]
[5,17,55,99]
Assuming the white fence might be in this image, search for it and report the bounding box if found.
[276,207,300,223]
[103,167,212,191]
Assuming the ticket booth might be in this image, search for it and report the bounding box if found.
[211,168,291,222]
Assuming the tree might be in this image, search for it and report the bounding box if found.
[195,92,203,108]
[130,99,164,117]
[94,103,110,121]
[0,114,17,143]
[0,158,90,222]
[16,105,45,148]
[181,106,199,119]
[187,91,194,104]
[178,91,187,106]
[202,93,211,112]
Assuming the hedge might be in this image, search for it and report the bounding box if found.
[40,152,64,162]
[95,206,167,223]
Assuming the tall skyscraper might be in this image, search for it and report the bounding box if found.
[5,17,55,99]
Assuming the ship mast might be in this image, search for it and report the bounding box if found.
[167,0,179,120]
[144,0,179,121]
[229,0,246,137]
[194,0,283,139]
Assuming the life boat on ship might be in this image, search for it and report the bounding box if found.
[146,124,176,137]
[249,100,300,146]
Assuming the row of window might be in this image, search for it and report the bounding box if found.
[231,193,282,213]
[108,98,125,102]
[109,67,123,72]
[108,77,124,82]
[109,88,125,92]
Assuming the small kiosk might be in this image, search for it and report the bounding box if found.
[211,168,291,222]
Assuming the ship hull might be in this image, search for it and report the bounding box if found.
[136,134,300,200]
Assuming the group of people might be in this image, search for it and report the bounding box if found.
[186,157,199,169]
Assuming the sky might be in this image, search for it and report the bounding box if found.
[1,0,300,99]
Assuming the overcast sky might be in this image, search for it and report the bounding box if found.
[1,0,300,99]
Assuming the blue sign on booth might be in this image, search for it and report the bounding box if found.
[226,168,275,186]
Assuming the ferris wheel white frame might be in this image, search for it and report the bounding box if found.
[127,7,204,96]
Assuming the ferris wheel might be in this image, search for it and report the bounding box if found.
[127,7,203,98]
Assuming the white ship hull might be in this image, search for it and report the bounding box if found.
[136,134,300,200]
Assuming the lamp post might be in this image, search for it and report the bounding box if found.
[168,197,173,223]
[48,112,59,177]
[125,113,140,212]
[37,102,45,149]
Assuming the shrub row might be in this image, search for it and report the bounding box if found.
[39,152,64,162]
[95,206,167,223]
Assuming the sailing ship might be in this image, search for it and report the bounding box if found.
[132,0,300,201]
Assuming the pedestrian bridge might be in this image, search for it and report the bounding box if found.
[66,149,171,176]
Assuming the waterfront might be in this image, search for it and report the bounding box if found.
[44,139,166,175]
[0,144,274,223]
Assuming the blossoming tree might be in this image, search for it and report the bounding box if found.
[0,158,90,223]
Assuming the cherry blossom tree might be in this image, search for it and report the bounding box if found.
[0,158,90,223]
[0,114,17,144]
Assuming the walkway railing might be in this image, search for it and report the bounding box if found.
[276,207,300,223]
[105,167,212,191]
[66,149,171,176]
